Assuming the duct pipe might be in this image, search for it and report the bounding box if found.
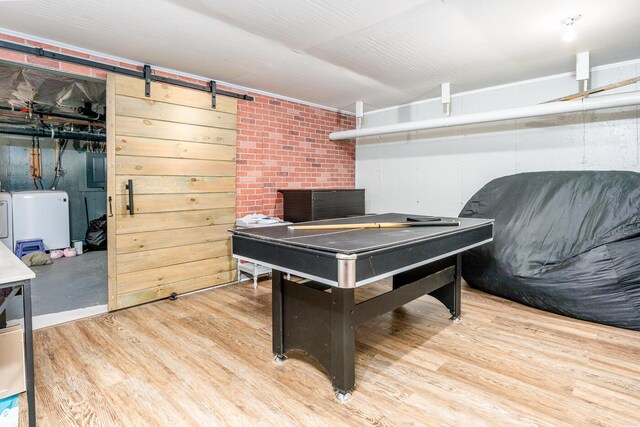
[0,126,106,141]
[329,90,640,141]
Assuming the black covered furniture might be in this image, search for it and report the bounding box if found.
[278,189,365,223]
[460,171,640,330]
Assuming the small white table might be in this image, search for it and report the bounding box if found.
[234,220,291,288]
[237,261,272,289]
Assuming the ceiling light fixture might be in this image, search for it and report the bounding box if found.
[563,14,581,42]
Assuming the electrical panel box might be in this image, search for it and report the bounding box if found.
[86,152,107,189]
[0,326,26,399]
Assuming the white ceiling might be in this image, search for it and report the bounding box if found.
[0,0,639,111]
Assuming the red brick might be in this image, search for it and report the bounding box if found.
[0,50,25,62]
[91,55,119,65]
[91,69,108,79]
[26,55,60,69]
[154,70,178,79]
[0,34,25,43]
[119,62,143,71]
[60,62,92,76]
[61,48,91,59]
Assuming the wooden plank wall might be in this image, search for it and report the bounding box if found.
[107,74,237,310]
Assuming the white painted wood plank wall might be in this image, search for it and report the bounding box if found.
[356,59,640,216]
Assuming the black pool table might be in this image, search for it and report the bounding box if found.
[230,213,493,400]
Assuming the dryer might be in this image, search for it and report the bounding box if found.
[0,192,12,250]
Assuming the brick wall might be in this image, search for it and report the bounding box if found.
[237,95,354,217]
[0,33,356,218]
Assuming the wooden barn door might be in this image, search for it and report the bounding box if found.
[106,74,237,311]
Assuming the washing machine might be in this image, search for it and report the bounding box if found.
[11,190,70,250]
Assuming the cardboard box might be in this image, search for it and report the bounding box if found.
[0,326,25,399]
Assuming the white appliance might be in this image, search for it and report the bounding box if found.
[0,192,12,250]
[12,191,70,250]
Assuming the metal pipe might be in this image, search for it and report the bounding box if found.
[0,106,104,123]
[0,111,106,128]
[0,126,105,141]
[329,91,640,141]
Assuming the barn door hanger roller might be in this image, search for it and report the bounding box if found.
[210,80,217,109]
[143,65,220,109]
[144,64,152,97]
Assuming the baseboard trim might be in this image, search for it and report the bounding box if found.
[7,304,108,330]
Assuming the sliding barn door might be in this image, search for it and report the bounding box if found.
[106,74,237,311]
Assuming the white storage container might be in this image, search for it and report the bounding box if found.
[0,192,12,250]
[11,191,70,250]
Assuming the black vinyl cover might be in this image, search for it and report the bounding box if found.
[460,171,640,330]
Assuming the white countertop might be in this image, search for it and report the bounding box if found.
[0,243,35,285]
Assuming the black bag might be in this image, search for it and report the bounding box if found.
[85,214,107,251]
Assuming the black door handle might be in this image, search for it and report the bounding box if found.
[125,179,135,215]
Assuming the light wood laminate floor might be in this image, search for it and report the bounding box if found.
[20,279,640,426]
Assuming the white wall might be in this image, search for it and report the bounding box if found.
[356,59,640,216]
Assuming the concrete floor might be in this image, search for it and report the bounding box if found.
[7,250,107,320]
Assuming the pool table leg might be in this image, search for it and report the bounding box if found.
[429,253,462,320]
[452,253,462,320]
[330,287,356,398]
[272,270,285,359]
[271,272,356,398]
